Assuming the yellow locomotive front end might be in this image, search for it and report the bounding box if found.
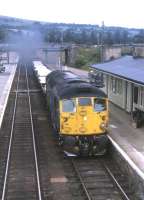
[59,97,109,155]
[60,97,108,135]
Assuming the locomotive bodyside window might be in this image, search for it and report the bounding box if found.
[94,98,106,112]
[62,99,76,112]
[78,98,92,106]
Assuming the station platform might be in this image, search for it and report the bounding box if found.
[109,103,144,179]
[0,64,17,128]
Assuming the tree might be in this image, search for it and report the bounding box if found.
[113,29,121,44]
[90,30,98,44]
[121,30,129,44]
[0,28,7,42]
[133,29,144,43]
[104,31,113,45]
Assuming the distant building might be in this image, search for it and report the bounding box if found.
[0,51,18,64]
[102,46,122,61]
[133,46,144,58]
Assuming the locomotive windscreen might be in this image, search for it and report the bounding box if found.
[94,98,106,112]
[63,72,79,80]
[78,98,92,106]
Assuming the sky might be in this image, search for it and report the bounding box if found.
[0,0,144,28]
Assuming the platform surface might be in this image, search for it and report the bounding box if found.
[109,103,144,178]
[0,64,17,128]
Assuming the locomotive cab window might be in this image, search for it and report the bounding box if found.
[94,98,106,112]
[62,99,76,112]
[78,97,92,106]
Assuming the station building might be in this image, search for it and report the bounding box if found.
[91,55,144,127]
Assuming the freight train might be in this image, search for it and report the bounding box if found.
[33,61,109,156]
[33,61,51,92]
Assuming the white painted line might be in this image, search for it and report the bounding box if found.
[108,136,144,180]
[64,151,77,157]
[50,177,68,183]
[109,124,117,129]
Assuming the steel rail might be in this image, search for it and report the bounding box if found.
[25,65,42,200]
[1,67,20,200]
[71,159,92,200]
[104,164,130,200]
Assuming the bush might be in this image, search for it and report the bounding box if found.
[74,47,101,69]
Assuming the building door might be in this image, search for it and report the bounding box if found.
[133,86,138,104]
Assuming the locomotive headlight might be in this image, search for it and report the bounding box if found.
[100,122,107,130]
[79,127,87,133]
[79,111,87,116]
[64,127,71,132]
[83,116,87,121]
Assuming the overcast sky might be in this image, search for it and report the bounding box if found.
[0,0,144,28]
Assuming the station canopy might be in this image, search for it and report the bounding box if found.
[92,56,144,85]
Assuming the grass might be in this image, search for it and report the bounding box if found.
[73,47,101,70]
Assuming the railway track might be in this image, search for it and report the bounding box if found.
[63,157,132,200]
[0,60,134,200]
[0,61,78,200]
[0,63,42,199]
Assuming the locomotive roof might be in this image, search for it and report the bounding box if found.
[46,70,107,99]
[47,70,81,81]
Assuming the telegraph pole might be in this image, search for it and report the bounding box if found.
[59,31,64,70]
[58,56,62,71]
[101,21,105,63]
[61,31,64,47]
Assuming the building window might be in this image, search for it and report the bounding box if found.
[111,77,122,94]
[103,74,106,86]
[111,77,116,93]
[140,87,144,106]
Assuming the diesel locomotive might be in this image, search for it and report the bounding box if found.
[46,70,109,156]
